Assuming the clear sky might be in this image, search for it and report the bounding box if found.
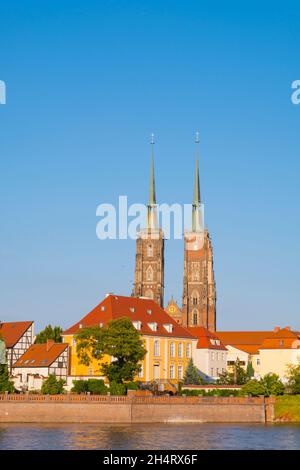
[0,0,299,332]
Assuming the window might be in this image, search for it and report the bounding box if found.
[170,342,175,357]
[216,368,219,375]
[147,309,152,315]
[154,340,160,356]
[227,361,235,366]
[186,343,191,358]
[138,364,143,378]
[57,361,63,368]
[148,322,158,331]
[170,364,175,379]
[99,322,103,328]
[211,352,214,360]
[211,368,214,377]
[193,311,198,325]
[147,244,153,257]
[257,358,260,366]
[178,343,183,358]
[146,266,153,281]
[178,365,183,380]
[101,306,105,311]
[133,321,141,330]
[216,353,219,361]
[88,367,94,376]
[129,307,135,313]
[163,323,173,333]
[192,297,198,305]
[72,339,76,346]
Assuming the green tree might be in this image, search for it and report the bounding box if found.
[286,363,300,394]
[241,374,284,397]
[246,362,255,379]
[76,317,147,384]
[109,381,126,396]
[260,373,285,396]
[71,379,89,394]
[41,374,65,394]
[241,379,265,396]
[217,359,248,385]
[35,325,63,344]
[0,364,14,393]
[183,359,203,385]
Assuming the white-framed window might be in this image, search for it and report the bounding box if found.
[211,352,214,360]
[178,342,183,358]
[170,364,175,379]
[211,368,214,377]
[186,343,191,358]
[216,352,219,361]
[132,320,141,330]
[178,365,183,380]
[170,342,175,357]
[154,340,160,357]
[138,364,143,378]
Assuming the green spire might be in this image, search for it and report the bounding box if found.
[192,132,202,232]
[148,137,156,205]
[147,133,158,231]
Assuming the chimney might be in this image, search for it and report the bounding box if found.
[273,326,280,333]
[46,339,55,351]
[284,326,291,331]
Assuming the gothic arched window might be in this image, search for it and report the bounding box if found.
[146,266,153,281]
[147,244,153,257]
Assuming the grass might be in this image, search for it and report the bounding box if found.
[275,395,300,422]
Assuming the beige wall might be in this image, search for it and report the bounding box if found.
[258,349,300,381]
[193,348,227,381]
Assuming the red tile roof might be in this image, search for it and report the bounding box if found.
[0,321,33,348]
[188,327,227,350]
[63,294,195,339]
[216,328,300,353]
[13,342,68,368]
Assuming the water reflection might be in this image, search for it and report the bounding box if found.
[0,423,299,450]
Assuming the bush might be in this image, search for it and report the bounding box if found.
[109,381,126,396]
[126,381,140,391]
[241,380,265,397]
[87,379,107,395]
[181,388,240,397]
[71,379,89,394]
[286,363,300,394]
[41,374,65,394]
[241,374,285,397]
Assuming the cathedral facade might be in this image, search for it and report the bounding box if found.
[132,136,216,331]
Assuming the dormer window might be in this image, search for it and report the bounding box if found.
[148,322,158,332]
[99,323,103,328]
[129,307,135,313]
[210,339,216,345]
[147,309,152,315]
[79,324,83,329]
[101,306,105,311]
[215,340,220,346]
[132,321,142,331]
[163,323,173,333]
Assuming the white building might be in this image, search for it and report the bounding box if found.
[12,339,69,391]
[189,327,228,382]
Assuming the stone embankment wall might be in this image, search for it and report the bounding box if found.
[0,394,275,423]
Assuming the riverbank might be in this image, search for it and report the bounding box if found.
[275,395,300,422]
[0,394,275,423]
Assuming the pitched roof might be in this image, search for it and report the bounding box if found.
[259,329,300,350]
[216,328,300,354]
[0,321,33,348]
[188,327,227,350]
[13,342,68,368]
[63,294,195,339]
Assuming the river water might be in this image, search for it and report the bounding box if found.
[0,423,300,450]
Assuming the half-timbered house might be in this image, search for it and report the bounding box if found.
[0,321,34,373]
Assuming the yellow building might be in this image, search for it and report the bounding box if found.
[62,294,197,384]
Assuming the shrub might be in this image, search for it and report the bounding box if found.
[109,381,126,396]
[87,379,107,395]
[126,381,140,391]
[71,379,89,394]
[286,363,300,394]
[241,374,285,397]
[241,380,265,397]
[41,374,65,394]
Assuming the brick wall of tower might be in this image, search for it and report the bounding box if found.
[182,229,216,331]
[133,229,164,307]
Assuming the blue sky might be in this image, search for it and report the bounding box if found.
[0,0,299,332]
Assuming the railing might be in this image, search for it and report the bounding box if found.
[0,393,274,405]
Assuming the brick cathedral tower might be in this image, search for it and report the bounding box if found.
[132,136,164,307]
[182,134,216,331]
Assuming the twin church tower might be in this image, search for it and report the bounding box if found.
[132,135,216,331]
